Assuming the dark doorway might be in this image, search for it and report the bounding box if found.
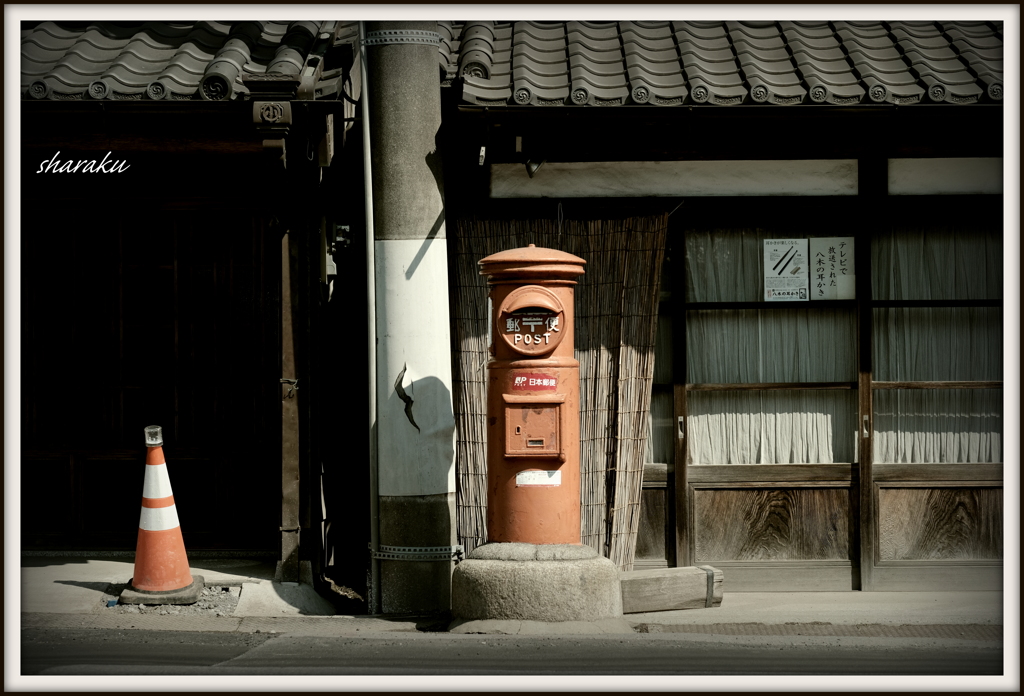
[21,210,281,552]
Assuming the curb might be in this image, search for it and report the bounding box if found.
[20,612,426,635]
[22,612,1004,643]
[634,622,1004,642]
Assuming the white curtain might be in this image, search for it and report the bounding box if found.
[687,309,857,383]
[874,307,1002,382]
[872,226,1002,300]
[873,389,1002,463]
[685,228,794,302]
[871,225,1002,463]
[645,391,675,465]
[680,228,858,465]
[687,390,859,464]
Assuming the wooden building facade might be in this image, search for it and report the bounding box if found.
[18,18,1009,607]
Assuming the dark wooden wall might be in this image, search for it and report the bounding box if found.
[21,212,281,551]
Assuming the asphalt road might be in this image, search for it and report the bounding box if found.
[20,628,1003,676]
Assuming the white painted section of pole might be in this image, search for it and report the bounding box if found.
[489,159,860,197]
[142,464,174,499]
[358,21,381,615]
[374,236,456,498]
[888,157,1003,195]
[139,505,181,532]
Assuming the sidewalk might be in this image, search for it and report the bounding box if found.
[19,555,1005,637]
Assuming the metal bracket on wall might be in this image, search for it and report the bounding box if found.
[369,543,464,563]
[362,29,441,47]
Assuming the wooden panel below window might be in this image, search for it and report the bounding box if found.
[701,561,855,592]
[868,563,1002,592]
[878,486,1002,561]
[635,487,668,563]
[693,487,850,562]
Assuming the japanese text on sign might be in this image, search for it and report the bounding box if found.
[764,239,809,301]
[808,237,856,300]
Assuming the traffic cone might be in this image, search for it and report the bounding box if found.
[120,425,203,604]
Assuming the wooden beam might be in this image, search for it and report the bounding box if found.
[684,300,857,311]
[872,381,1003,390]
[620,566,723,614]
[687,382,857,391]
[871,299,1002,308]
[489,160,859,198]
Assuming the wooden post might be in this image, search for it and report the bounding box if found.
[280,232,301,583]
[670,223,690,568]
[856,155,886,591]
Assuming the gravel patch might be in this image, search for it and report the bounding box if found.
[103,583,243,617]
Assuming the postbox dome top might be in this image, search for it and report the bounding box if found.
[478,244,586,283]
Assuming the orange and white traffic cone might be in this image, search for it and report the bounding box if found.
[120,425,203,604]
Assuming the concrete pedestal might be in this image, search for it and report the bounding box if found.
[450,543,628,633]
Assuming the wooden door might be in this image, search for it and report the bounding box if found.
[862,220,1003,591]
[638,204,1003,592]
[670,225,860,590]
[21,212,281,551]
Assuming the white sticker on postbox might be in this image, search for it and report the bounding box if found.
[515,470,561,487]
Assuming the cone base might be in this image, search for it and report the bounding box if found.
[120,575,204,605]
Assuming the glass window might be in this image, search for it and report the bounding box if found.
[873,389,1002,463]
[873,307,1003,382]
[687,309,857,383]
[687,390,858,464]
[872,226,1002,301]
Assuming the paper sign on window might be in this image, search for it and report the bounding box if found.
[763,239,809,301]
[808,237,855,300]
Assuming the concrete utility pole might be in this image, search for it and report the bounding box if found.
[364,20,456,613]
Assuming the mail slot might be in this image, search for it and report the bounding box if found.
[479,244,585,544]
[504,394,565,458]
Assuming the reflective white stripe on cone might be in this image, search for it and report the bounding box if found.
[130,445,194,593]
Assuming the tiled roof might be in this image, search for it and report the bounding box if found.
[21,21,357,100]
[23,19,1004,106]
[442,20,1004,106]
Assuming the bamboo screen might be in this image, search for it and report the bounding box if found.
[449,216,667,571]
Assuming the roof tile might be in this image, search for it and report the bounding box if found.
[565,21,619,42]
[22,19,1005,107]
[784,33,842,52]
[513,21,566,41]
[566,30,621,53]
[569,52,625,77]
[833,21,890,38]
[888,21,943,39]
[732,41,791,62]
[677,42,736,63]
[617,21,673,41]
[672,21,729,44]
[778,21,835,40]
[625,67,687,105]
[462,74,513,105]
[687,77,748,104]
[942,21,999,38]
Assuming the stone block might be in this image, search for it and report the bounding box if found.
[452,550,622,622]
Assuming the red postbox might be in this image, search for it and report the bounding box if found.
[479,244,586,544]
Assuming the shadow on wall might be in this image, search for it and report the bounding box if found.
[380,369,456,494]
